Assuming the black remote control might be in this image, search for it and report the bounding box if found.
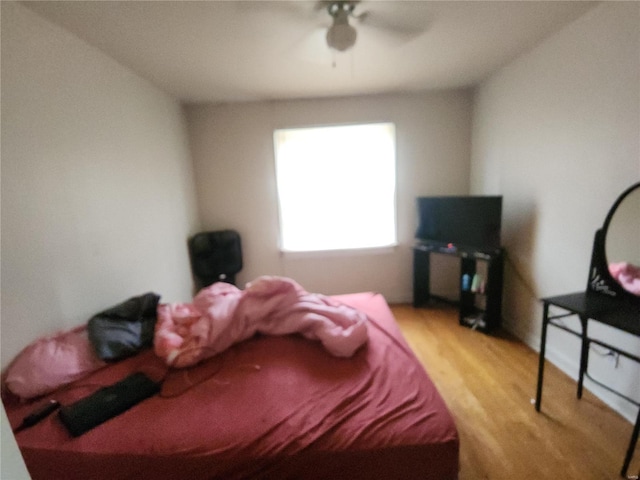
[14,399,61,433]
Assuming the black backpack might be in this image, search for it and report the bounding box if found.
[188,230,243,290]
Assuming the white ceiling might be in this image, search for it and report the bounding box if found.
[23,1,598,104]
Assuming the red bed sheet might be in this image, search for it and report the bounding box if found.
[4,293,459,480]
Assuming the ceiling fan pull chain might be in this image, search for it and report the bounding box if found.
[351,50,355,78]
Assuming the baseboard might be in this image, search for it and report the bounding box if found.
[504,319,637,425]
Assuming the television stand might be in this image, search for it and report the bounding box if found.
[413,243,504,333]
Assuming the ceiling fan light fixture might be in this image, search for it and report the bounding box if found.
[326,21,357,52]
[326,2,358,52]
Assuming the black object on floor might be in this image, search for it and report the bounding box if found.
[188,229,242,289]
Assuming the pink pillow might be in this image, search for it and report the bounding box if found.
[3,325,106,400]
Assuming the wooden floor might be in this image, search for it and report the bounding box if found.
[391,304,639,480]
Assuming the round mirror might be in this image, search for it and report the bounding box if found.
[604,183,640,296]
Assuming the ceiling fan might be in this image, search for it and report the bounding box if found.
[237,1,427,59]
[319,0,426,53]
[324,1,359,52]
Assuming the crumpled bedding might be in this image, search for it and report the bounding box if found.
[154,276,369,367]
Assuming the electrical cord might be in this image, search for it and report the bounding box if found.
[11,346,248,433]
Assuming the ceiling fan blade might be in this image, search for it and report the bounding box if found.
[314,1,332,13]
[289,27,334,65]
[233,1,317,23]
[356,9,428,43]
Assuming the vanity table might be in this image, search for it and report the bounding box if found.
[535,292,640,477]
[534,182,640,478]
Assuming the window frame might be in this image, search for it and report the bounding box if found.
[273,122,398,255]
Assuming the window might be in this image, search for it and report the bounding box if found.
[274,123,397,252]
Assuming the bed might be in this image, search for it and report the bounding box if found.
[3,285,459,480]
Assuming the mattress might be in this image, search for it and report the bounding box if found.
[4,292,459,480]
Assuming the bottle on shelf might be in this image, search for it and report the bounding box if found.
[462,274,471,291]
[471,273,481,293]
[412,243,503,333]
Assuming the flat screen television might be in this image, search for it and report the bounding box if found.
[415,196,502,252]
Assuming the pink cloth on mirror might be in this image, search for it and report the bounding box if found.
[609,262,640,296]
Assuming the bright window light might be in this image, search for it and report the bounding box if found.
[274,123,397,252]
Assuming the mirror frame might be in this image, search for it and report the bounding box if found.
[587,182,640,304]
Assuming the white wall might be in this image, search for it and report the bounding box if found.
[186,91,472,301]
[471,2,640,422]
[1,1,200,366]
[1,5,200,476]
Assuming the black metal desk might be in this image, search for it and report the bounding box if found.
[535,291,640,477]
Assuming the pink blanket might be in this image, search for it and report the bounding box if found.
[154,276,368,367]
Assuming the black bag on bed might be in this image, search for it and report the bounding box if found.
[88,292,161,361]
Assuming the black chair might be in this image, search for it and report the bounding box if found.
[188,230,242,290]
